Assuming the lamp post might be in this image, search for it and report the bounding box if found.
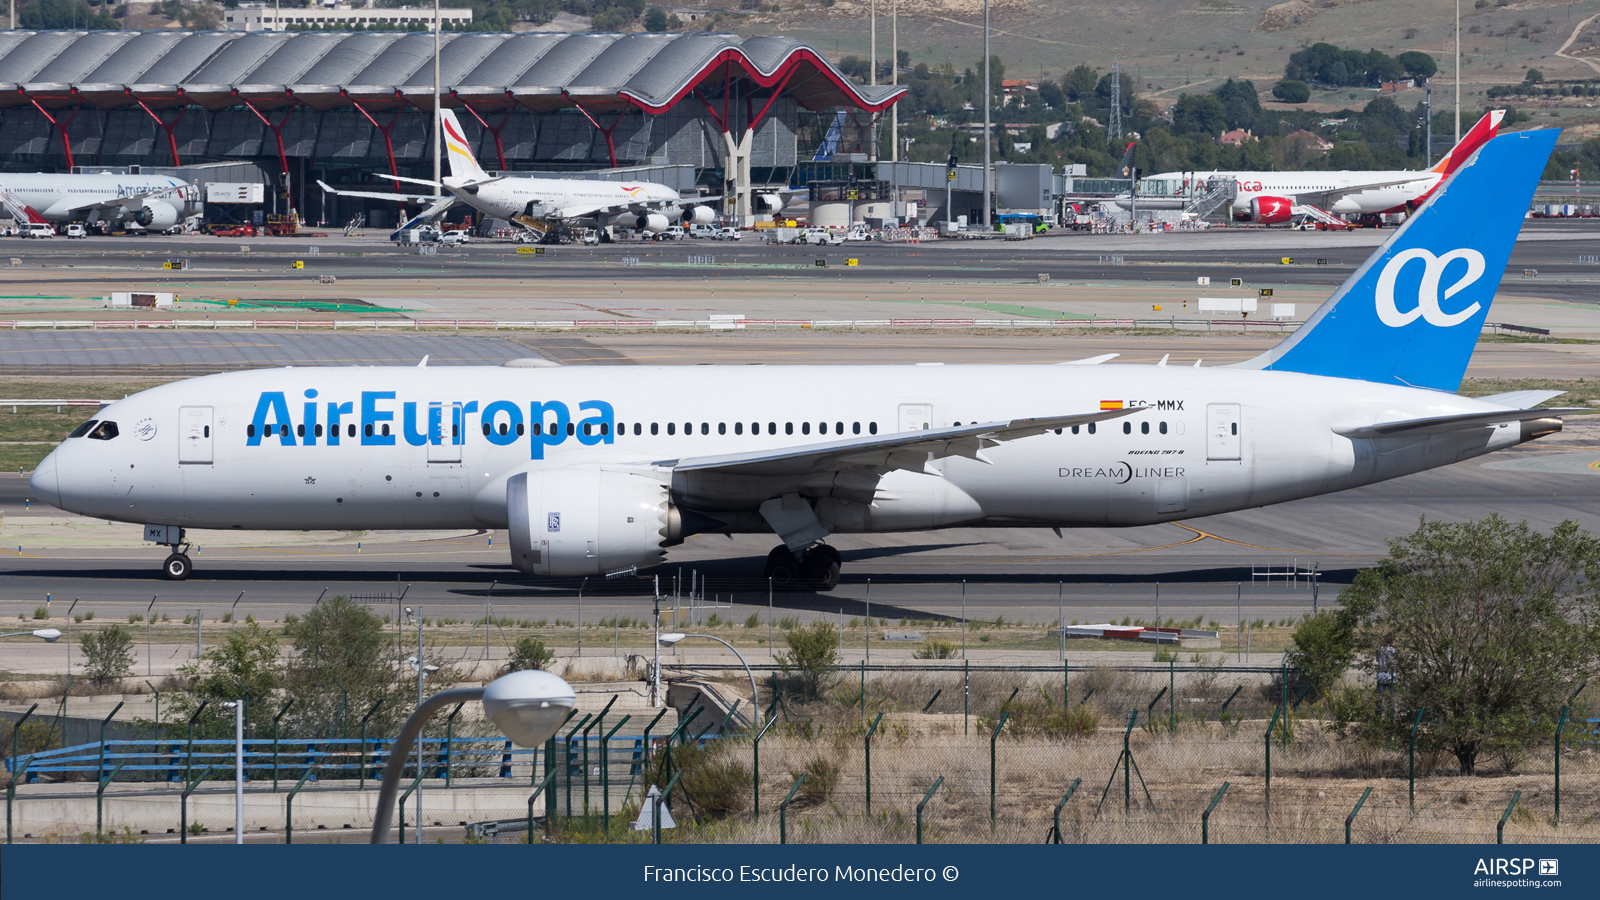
[370,669,575,842]
[0,629,61,642]
[223,699,243,844]
[656,633,760,727]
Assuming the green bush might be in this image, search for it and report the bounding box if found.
[1272,79,1311,103]
[505,637,555,673]
[32,607,47,620]
[776,621,839,700]
[81,625,135,686]
[797,756,840,806]
[913,638,956,659]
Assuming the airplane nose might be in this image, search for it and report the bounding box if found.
[29,450,60,509]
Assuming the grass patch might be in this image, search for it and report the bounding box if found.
[1458,378,1600,407]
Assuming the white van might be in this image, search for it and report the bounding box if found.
[712,226,741,241]
[688,224,718,239]
[65,223,87,239]
[25,223,54,238]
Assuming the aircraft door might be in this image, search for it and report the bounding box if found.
[1206,404,1241,461]
[427,401,463,464]
[898,403,932,432]
[178,406,213,464]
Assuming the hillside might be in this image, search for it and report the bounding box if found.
[728,0,1600,128]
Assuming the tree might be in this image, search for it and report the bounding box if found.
[1212,78,1260,130]
[642,6,667,31]
[20,0,120,28]
[1272,79,1311,103]
[1285,611,1354,699]
[1339,515,1600,775]
[80,625,134,687]
[775,621,839,700]
[1038,80,1064,109]
[1171,94,1226,136]
[282,596,417,738]
[1395,50,1438,81]
[167,623,282,736]
[503,637,554,674]
[1358,95,1409,140]
[1061,64,1096,102]
[1525,68,1544,84]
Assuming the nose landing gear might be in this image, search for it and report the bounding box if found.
[162,552,192,581]
[763,543,840,591]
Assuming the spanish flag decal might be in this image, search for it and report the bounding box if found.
[1099,400,1123,410]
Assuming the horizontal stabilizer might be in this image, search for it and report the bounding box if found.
[1474,389,1567,409]
[1059,354,1119,365]
[662,408,1139,478]
[1335,407,1583,439]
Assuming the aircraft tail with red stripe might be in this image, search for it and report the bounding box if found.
[1428,110,1504,176]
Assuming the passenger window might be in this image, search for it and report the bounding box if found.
[668,422,676,435]
[583,424,591,436]
[68,419,99,439]
[566,423,575,436]
[482,423,490,436]
[297,424,305,438]
[634,423,642,436]
[1231,423,1238,435]
[769,422,776,435]
[853,422,860,435]
[701,423,709,435]
[348,424,356,438]
[280,424,290,438]
[206,426,212,438]
[684,422,691,435]
[88,421,119,441]
[1071,425,1079,434]
[786,423,793,435]
[532,423,542,436]
[1141,422,1149,435]
[1159,421,1167,435]
[519,424,528,436]
[651,423,659,435]
[601,423,610,436]
[313,424,321,438]
[245,423,254,439]
[734,422,742,435]
[818,422,827,434]
[1123,422,1131,435]
[836,422,843,434]
[869,422,877,434]
[1088,422,1096,434]
[380,424,390,437]
[802,422,810,435]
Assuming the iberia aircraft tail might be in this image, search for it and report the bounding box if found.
[438,109,491,183]
[1428,110,1505,175]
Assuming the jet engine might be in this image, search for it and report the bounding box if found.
[506,467,672,576]
[755,193,785,212]
[131,200,179,230]
[679,205,715,226]
[1249,195,1294,225]
[634,213,670,233]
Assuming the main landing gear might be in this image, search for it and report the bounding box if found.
[763,543,841,591]
[162,547,193,580]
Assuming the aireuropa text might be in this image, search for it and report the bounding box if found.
[641,865,943,883]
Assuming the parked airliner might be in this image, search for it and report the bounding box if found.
[1134,110,1504,223]
[0,172,197,230]
[31,128,1572,587]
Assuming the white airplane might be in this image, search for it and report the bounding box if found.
[319,109,718,239]
[1133,110,1504,223]
[0,172,197,231]
[32,128,1574,588]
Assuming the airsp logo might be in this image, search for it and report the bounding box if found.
[1375,247,1486,328]
[135,417,157,441]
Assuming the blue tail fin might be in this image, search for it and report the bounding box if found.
[1238,128,1558,392]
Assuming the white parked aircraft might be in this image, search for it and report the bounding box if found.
[0,172,196,231]
[318,109,718,239]
[33,129,1573,586]
[1134,110,1504,223]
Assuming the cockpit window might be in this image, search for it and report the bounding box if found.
[87,421,119,441]
[68,419,100,439]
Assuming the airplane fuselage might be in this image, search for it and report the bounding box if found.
[0,174,198,225]
[1137,170,1440,216]
[445,176,682,224]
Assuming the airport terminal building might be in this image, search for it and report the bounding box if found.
[0,29,901,225]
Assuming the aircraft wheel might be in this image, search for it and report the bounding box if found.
[162,552,192,581]
[802,556,840,591]
[763,545,799,587]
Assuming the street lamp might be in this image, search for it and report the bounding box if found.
[369,669,574,843]
[657,633,760,727]
[0,629,61,642]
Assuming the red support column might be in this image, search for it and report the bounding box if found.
[564,93,628,169]
[133,97,187,167]
[457,100,512,172]
[28,97,82,169]
[239,94,299,214]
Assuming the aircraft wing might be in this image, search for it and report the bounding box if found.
[1335,407,1584,439]
[1313,176,1433,204]
[317,180,438,205]
[659,409,1140,478]
[63,181,194,214]
[555,194,722,221]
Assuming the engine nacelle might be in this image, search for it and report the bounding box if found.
[634,213,670,233]
[680,205,715,226]
[131,200,179,230]
[506,467,670,576]
[755,193,785,212]
[1249,195,1294,225]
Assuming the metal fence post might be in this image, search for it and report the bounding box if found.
[751,714,777,818]
[654,771,682,845]
[184,700,210,787]
[95,761,126,838]
[563,714,590,823]
[580,704,610,815]
[179,765,215,844]
[1050,777,1081,844]
[1408,708,1427,814]
[963,659,969,736]
[1201,782,1230,844]
[6,758,31,845]
[1554,706,1569,826]
[97,701,124,784]
[442,702,463,788]
[1063,659,1069,710]
[271,698,294,792]
[394,775,419,845]
[864,711,883,818]
[601,715,631,837]
[1264,706,1281,825]
[779,773,807,845]
[989,709,1009,829]
[526,769,556,843]
[359,699,385,791]
[1497,791,1521,845]
[1345,786,1372,844]
[916,775,944,844]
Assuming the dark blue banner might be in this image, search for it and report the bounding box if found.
[3,843,1595,899]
